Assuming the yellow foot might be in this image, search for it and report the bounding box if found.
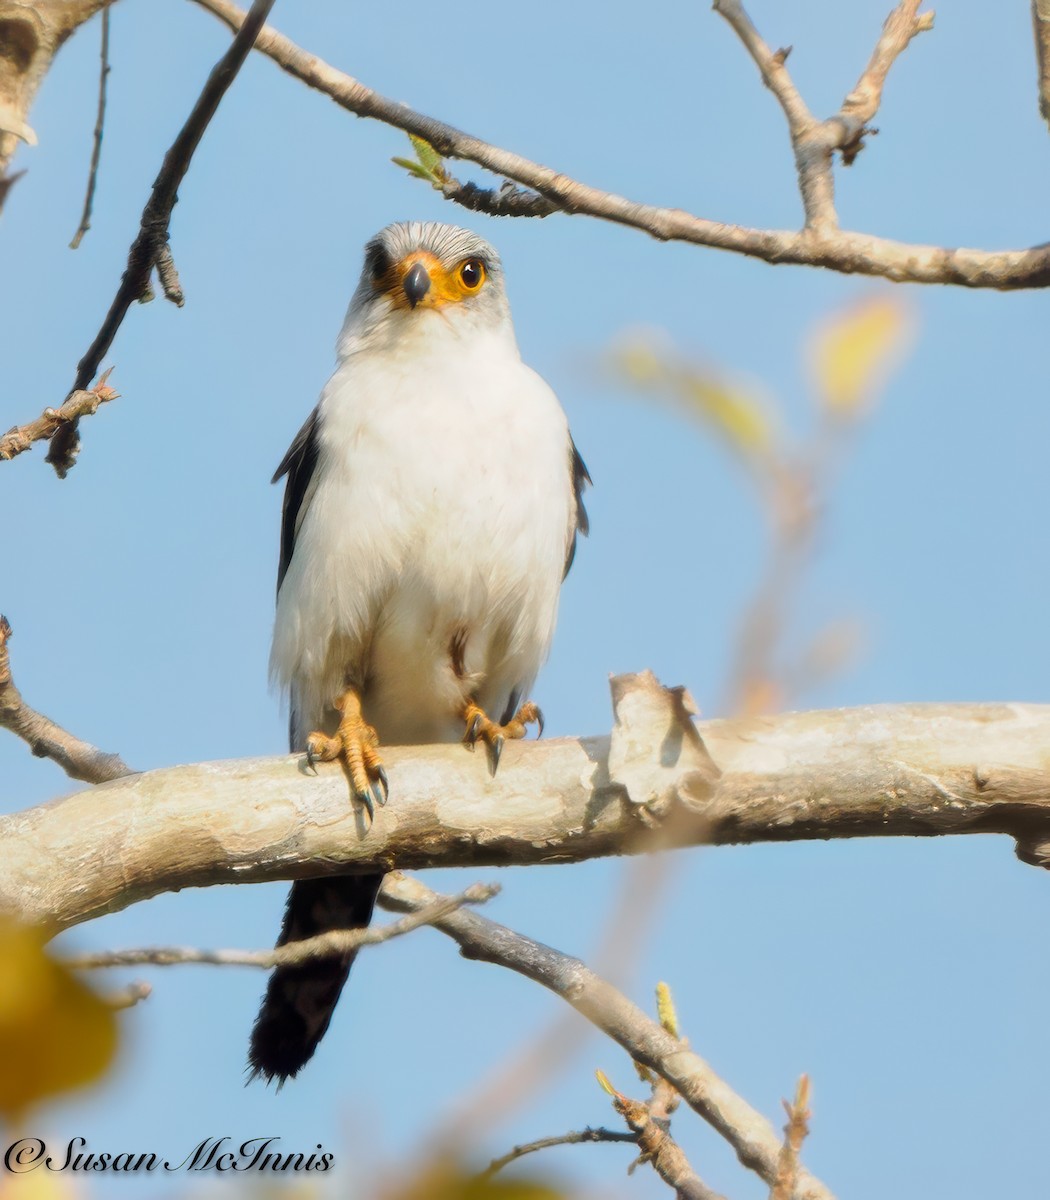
[305,688,388,818]
[462,699,544,775]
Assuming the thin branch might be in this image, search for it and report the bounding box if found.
[65,882,497,970]
[6,674,1050,931]
[1034,0,1050,129]
[45,0,276,477]
[382,873,834,1200]
[711,1,815,135]
[184,0,1041,289]
[69,4,110,250]
[837,1,936,164]
[0,613,133,784]
[479,1128,638,1181]
[0,368,119,463]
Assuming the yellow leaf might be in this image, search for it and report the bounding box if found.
[0,920,118,1122]
[809,295,915,418]
[611,334,774,461]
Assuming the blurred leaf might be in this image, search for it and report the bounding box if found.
[0,920,118,1122]
[809,295,915,418]
[613,335,774,462]
[386,1159,567,1200]
[0,1169,83,1200]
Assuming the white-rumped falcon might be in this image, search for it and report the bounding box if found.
[248,221,589,1084]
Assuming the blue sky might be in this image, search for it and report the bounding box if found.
[2,1,1049,1197]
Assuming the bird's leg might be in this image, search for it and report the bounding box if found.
[305,688,388,818]
[462,698,544,774]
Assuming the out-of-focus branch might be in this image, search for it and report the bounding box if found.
[0,615,132,784]
[0,368,118,463]
[1033,0,1050,128]
[186,0,1049,289]
[44,0,276,477]
[5,674,1050,931]
[382,874,834,1200]
[65,883,497,969]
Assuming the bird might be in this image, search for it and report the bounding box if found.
[248,220,589,1085]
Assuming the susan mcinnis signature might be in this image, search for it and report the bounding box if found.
[3,1136,335,1174]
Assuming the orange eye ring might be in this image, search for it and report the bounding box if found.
[458,258,486,291]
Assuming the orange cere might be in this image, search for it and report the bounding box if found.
[377,251,481,309]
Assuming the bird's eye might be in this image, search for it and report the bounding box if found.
[458,259,485,291]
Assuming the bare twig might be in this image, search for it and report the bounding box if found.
[1033,0,1050,129]
[65,883,497,970]
[7,678,1050,931]
[597,1069,725,1200]
[0,367,118,463]
[0,613,132,784]
[185,0,1041,289]
[69,4,110,249]
[479,1128,638,1181]
[102,980,152,1009]
[45,0,276,477]
[383,874,834,1200]
[770,1077,812,1200]
[439,176,559,219]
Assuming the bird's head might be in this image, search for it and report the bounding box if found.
[340,222,511,354]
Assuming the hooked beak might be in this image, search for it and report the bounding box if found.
[403,262,431,308]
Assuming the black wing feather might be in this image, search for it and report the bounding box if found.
[273,408,322,596]
[564,437,591,578]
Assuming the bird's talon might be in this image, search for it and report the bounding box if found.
[488,735,504,776]
[535,706,545,739]
[376,766,389,802]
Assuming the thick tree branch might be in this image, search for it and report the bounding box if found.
[0,614,132,783]
[186,0,1048,289]
[381,874,832,1200]
[4,673,1050,932]
[43,0,276,477]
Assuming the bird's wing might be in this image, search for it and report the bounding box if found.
[272,407,322,596]
[564,437,591,578]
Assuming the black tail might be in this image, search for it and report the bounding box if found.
[248,873,383,1085]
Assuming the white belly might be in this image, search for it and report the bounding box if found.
[270,319,574,747]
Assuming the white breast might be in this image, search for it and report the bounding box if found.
[270,313,574,746]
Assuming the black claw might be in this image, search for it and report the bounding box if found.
[304,746,318,775]
[356,784,375,822]
[534,706,545,739]
[488,735,504,776]
[370,781,385,813]
[376,766,389,803]
[465,713,483,747]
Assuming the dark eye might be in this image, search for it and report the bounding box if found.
[458,258,485,290]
